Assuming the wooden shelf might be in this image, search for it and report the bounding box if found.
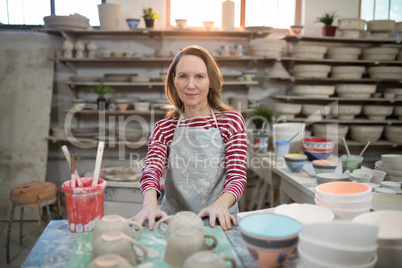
[280,35,401,44]
[64,109,166,116]
[270,95,402,103]
[47,136,149,146]
[280,56,402,66]
[268,77,402,84]
[280,117,402,125]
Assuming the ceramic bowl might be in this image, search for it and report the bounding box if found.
[312,160,338,174]
[336,84,377,98]
[367,20,396,31]
[313,124,349,142]
[315,200,371,219]
[297,244,378,268]
[316,173,349,185]
[381,154,402,171]
[274,203,334,224]
[362,47,399,60]
[292,85,335,98]
[315,181,372,201]
[302,137,335,150]
[272,123,305,153]
[353,169,386,184]
[273,103,302,119]
[350,172,373,183]
[350,125,384,143]
[385,126,402,143]
[155,49,173,57]
[327,47,362,60]
[336,105,362,120]
[395,106,402,119]
[299,232,378,266]
[331,66,366,79]
[293,64,331,78]
[133,102,150,112]
[338,18,367,30]
[238,214,301,268]
[292,45,327,59]
[302,104,331,119]
[340,29,364,38]
[126,18,140,29]
[363,105,393,120]
[175,19,187,29]
[375,161,402,177]
[284,153,307,172]
[315,195,372,210]
[380,181,401,191]
[303,148,333,161]
[203,21,214,30]
[368,66,402,79]
[289,25,303,36]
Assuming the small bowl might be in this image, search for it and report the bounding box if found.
[350,172,373,183]
[284,153,307,172]
[316,173,349,185]
[312,160,338,174]
[133,101,150,112]
[175,19,187,29]
[353,169,386,184]
[302,147,334,161]
[315,181,372,201]
[302,137,335,150]
[380,181,401,191]
[274,203,334,224]
[318,202,372,219]
[315,195,372,210]
[289,25,303,36]
[239,214,301,268]
[126,18,140,29]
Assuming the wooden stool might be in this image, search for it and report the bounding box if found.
[6,181,61,265]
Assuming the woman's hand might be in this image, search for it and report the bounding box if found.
[131,190,167,230]
[198,193,237,231]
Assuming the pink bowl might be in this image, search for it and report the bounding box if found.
[316,182,372,201]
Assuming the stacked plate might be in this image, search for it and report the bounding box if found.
[43,15,90,29]
[353,210,402,268]
[314,181,372,219]
[298,222,379,268]
[375,154,402,183]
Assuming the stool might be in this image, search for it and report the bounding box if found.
[6,181,61,265]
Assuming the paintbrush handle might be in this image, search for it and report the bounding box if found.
[92,141,105,186]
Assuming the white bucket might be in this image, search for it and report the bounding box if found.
[98,3,122,30]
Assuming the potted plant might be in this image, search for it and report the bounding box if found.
[315,10,337,37]
[142,7,159,28]
[249,107,275,153]
[87,83,115,110]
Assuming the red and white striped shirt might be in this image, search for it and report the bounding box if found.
[140,110,248,201]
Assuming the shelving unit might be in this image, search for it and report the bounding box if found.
[272,35,402,148]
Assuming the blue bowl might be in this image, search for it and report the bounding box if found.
[126,18,140,29]
[284,153,307,172]
[303,149,333,161]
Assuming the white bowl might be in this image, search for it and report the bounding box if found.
[317,202,372,219]
[133,102,150,111]
[353,169,386,184]
[350,125,384,143]
[336,84,377,98]
[274,203,334,224]
[327,47,362,60]
[313,124,349,142]
[363,105,393,120]
[331,66,366,79]
[381,154,402,171]
[350,172,373,183]
[367,20,396,31]
[380,181,401,190]
[340,29,364,38]
[316,173,349,184]
[385,126,402,143]
[294,65,331,78]
[302,104,331,119]
[368,66,402,80]
[175,19,187,29]
[299,233,378,266]
[338,18,367,30]
[315,195,372,210]
[292,85,335,98]
[315,181,372,201]
[292,45,327,59]
[336,105,362,120]
[375,160,402,177]
[273,103,302,119]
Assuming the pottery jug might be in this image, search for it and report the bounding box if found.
[91,214,143,245]
[164,227,218,267]
[183,250,237,268]
[92,231,147,266]
[88,254,134,268]
[155,211,204,240]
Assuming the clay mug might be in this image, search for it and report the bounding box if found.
[88,253,134,268]
[183,250,237,268]
[155,211,204,240]
[91,214,143,246]
[92,231,148,266]
[164,227,218,267]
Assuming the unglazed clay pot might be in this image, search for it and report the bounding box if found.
[92,214,143,245]
[183,250,237,268]
[155,211,204,240]
[88,254,134,268]
[92,231,147,266]
[164,227,218,267]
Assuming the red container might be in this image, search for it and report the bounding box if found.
[62,177,107,233]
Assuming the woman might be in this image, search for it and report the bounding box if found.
[133,45,247,231]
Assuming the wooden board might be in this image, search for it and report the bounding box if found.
[66,226,243,267]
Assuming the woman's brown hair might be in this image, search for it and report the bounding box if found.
[164,45,233,118]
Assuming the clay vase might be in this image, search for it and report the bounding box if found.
[91,214,143,246]
[164,227,218,267]
[92,231,148,266]
[322,25,337,37]
[88,254,134,268]
[183,250,238,268]
[155,211,204,240]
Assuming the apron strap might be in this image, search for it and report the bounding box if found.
[176,108,219,129]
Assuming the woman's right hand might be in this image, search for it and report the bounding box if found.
[131,190,167,230]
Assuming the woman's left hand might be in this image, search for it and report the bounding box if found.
[198,193,238,231]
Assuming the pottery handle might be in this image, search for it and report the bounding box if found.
[128,237,148,262]
[204,234,218,250]
[155,215,172,235]
[224,256,237,268]
[126,220,144,238]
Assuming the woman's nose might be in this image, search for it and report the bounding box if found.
[187,77,196,88]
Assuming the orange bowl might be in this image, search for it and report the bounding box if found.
[316,181,372,201]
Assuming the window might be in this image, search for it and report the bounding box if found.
[169,0,297,29]
[360,0,402,21]
[0,0,102,26]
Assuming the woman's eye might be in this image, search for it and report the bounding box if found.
[179,74,186,78]
[197,75,205,79]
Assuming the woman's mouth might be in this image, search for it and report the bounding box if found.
[185,93,198,98]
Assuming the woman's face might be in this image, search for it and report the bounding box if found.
[174,54,210,109]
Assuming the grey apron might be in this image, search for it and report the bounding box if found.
[161,109,238,215]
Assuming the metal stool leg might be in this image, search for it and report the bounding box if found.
[19,207,24,245]
[45,203,51,222]
[6,203,16,265]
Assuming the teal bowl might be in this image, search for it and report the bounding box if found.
[284,154,307,172]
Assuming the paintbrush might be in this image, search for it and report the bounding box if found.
[71,150,76,188]
[61,145,83,187]
[92,141,105,186]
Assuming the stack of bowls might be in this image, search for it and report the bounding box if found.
[337,18,367,38]
[313,123,349,142]
[336,84,377,98]
[273,103,302,119]
[331,66,365,79]
[316,173,349,185]
[293,64,331,78]
[350,125,384,143]
[350,172,373,183]
[249,42,283,58]
[238,214,301,268]
[353,210,402,268]
[375,154,402,183]
[284,153,307,172]
[272,123,305,153]
[363,105,393,120]
[385,125,402,143]
[384,88,402,100]
[367,20,396,39]
[368,66,402,80]
[302,137,335,161]
[292,45,328,59]
[362,47,399,61]
[274,203,334,224]
[312,160,338,175]
[327,47,362,60]
[298,222,379,268]
[315,181,372,219]
[292,85,335,98]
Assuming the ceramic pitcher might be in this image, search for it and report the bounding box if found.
[155,211,204,240]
